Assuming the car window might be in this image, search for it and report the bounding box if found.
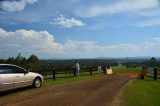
[0,66,13,74]
[0,65,26,74]
[12,66,26,73]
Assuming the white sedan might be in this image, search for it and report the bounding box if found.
[0,64,43,92]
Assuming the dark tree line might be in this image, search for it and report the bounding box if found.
[1,53,159,73]
[41,59,119,69]
[0,54,119,72]
[122,57,160,68]
[0,53,40,72]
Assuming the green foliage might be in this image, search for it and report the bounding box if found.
[27,54,40,71]
[122,57,160,68]
[115,77,160,106]
[149,57,158,67]
[14,53,28,68]
[1,53,40,72]
[2,54,160,74]
[42,59,119,69]
[0,59,5,64]
[6,57,14,64]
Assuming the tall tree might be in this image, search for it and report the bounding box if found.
[15,53,23,65]
[149,57,158,67]
[6,57,15,64]
[27,54,40,72]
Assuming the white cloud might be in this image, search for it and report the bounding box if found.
[0,0,38,12]
[51,15,85,28]
[63,39,160,57]
[136,17,160,27]
[136,8,160,17]
[0,28,64,57]
[76,0,159,18]
[63,41,142,57]
[0,28,160,58]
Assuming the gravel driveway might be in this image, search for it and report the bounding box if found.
[0,75,132,106]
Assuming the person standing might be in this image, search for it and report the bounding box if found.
[75,61,80,75]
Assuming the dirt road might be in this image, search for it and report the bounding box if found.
[0,75,132,106]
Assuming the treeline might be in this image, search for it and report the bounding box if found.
[0,53,40,72]
[42,59,119,69]
[122,57,160,68]
[0,54,119,72]
[1,53,159,72]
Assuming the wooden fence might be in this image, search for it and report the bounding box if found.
[39,66,108,80]
[140,67,159,80]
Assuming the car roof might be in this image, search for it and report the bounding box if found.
[0,64,26,70]
[0,64,17,67]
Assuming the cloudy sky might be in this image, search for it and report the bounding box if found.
[0,0,160,59]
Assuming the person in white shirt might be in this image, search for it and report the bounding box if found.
[75,61,80,75]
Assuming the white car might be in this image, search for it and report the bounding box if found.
[0,64,43,92]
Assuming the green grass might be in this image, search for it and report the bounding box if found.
[112,65,141,74]
[114,76,160,106]
[43,71,104,88]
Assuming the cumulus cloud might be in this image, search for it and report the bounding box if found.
[0,28,64,57]
[0,0,38,12]
[0,28,160,58]
[76,0,159,17]
[63,39,160,57]
[51,15,85,28]
[63,41,140,57]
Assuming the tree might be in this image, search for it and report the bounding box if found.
[0,59,6,64]
[6,57,15,64]
[149,57,158,67]
[14,53,23,65]
[27,54,40,72]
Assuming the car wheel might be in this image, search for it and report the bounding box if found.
[33,78,42,88]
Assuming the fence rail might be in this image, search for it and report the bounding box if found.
[39,66,107,80]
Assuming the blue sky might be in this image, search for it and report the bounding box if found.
[0,0,160,59]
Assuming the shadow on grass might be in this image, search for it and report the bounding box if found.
[0,86,33,97]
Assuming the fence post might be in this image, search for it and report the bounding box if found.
[140,67,145,79]
[73,68,76,76]
[154,67,157,80]
[52,68,56,80]
[90,66,93,75]
[103,66,106,75]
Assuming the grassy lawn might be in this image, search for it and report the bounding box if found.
[43,71,104,88]
[112,65,141,74]
[113,76,160,106]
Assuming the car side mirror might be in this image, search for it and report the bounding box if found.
[28,69,31,72]
[25,69,31,74]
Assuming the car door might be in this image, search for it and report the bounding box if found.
[0,66,15,91]
[12,66,33,88]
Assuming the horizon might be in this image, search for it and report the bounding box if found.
[0,54,158,60]
[0,0,160,58]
